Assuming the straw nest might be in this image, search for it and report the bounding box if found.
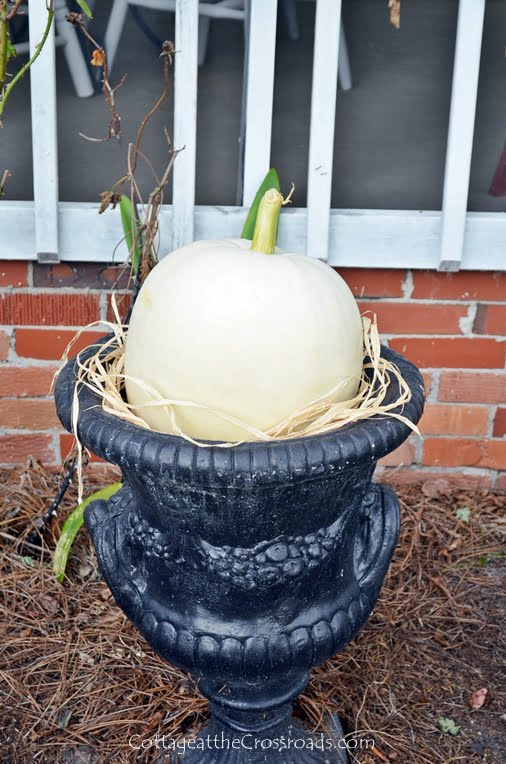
[58,303,421,500]
[63,306,419,446]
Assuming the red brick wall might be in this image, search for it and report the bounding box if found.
[1,262,505,489]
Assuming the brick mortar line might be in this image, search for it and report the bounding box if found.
[2,356,505,372]
[488,405,497,439]
[0,395,59,401]
[378,464,495,475]
[427,368,440,402]
[360,298,506,306]
[382,333,506,340]
[372,299,505,305]
[52,431,63,464]
[412,433,423,464]
[377,464,498,488]
[416,433,505,440]
[0,323,110,331]
[378,464,498,477]
[0,289,505,305]
[0,287,129,295]
[0,427,65,434]
[99,292,108,322]
[423,401,493,410]
[0,357,66,368]
[459,302,477,336]
[401,269,414,299]
[0,396,57,402]
[3,326,506,339]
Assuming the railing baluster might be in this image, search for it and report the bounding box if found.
[439,0,486,272]
[242,0,278,207]
[306,0,342,260]
[29,1,59,262]
[173,0,199,250]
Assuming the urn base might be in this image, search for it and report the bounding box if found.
[156,712,348,763]
[170,676,348,763]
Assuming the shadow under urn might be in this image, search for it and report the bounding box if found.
[55,340,424,763]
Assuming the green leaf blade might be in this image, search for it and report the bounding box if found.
[6,38,16,62]
[119,195,141,275]
[53,482,122,583]
[241,168,281,240]
[75,0,93,18]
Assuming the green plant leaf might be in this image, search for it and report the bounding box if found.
[119,194,141,275]
[53,482,122,583]
[438,717,460,736]
[6,38,16,62]
[241,168,280,240]
[455,506,471,524]
[18,554,35,568]
[479,551,503,567]
[75,0,93,18]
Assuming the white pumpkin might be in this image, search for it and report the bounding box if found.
[124,194,363,442]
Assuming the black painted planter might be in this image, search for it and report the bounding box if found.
[55,340,424,763]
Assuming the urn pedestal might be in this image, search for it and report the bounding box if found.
[55,341,424,763]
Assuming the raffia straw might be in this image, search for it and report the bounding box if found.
[61,298,420,500]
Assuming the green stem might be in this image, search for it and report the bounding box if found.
[241,168,280,240]
[53,482,122,583]
[250,188,284,255]
[0,1,8,95]
[0,2,54,118]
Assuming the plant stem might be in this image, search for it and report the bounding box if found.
[250,188,284,255]
[0,1,54,119]
[53,482,122,583]
[0,0,8,96]
[241,168,280,240]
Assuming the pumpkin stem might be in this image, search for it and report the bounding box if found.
[250,188,284,255]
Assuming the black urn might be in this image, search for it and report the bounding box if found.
[55,340,424,763]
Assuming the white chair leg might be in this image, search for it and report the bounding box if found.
[105,0,130,75]
[54,0,94,97]
[338,23,352,91]
[198,15,211,67]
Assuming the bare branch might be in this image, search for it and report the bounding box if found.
[6,0,24,21]
[0,167,11,197]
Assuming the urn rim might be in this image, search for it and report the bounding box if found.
[55,337,424,480]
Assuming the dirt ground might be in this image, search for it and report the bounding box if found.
[0,462,505,764]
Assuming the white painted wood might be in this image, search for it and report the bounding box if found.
[105,1,244,73]
[104,0,129,74]
[338,24,352,91]
[2,203,505,271]
[306,0,342,260]
[173,0,199,249]
[53,0,94,98]
[16,1,94,97]
[242,0,278,206]
[28,0,59,261]
[439,0,486,272]
[199,2,244,20]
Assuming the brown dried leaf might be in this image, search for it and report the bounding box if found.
[38,593,59,615]
[469,687,488,710]
[422,478,451,498]
[389,0,400,29]
[90,49,105,67]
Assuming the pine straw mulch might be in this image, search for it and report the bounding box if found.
[0,462,505,764]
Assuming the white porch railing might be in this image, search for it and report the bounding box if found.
[2,0,504,270]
